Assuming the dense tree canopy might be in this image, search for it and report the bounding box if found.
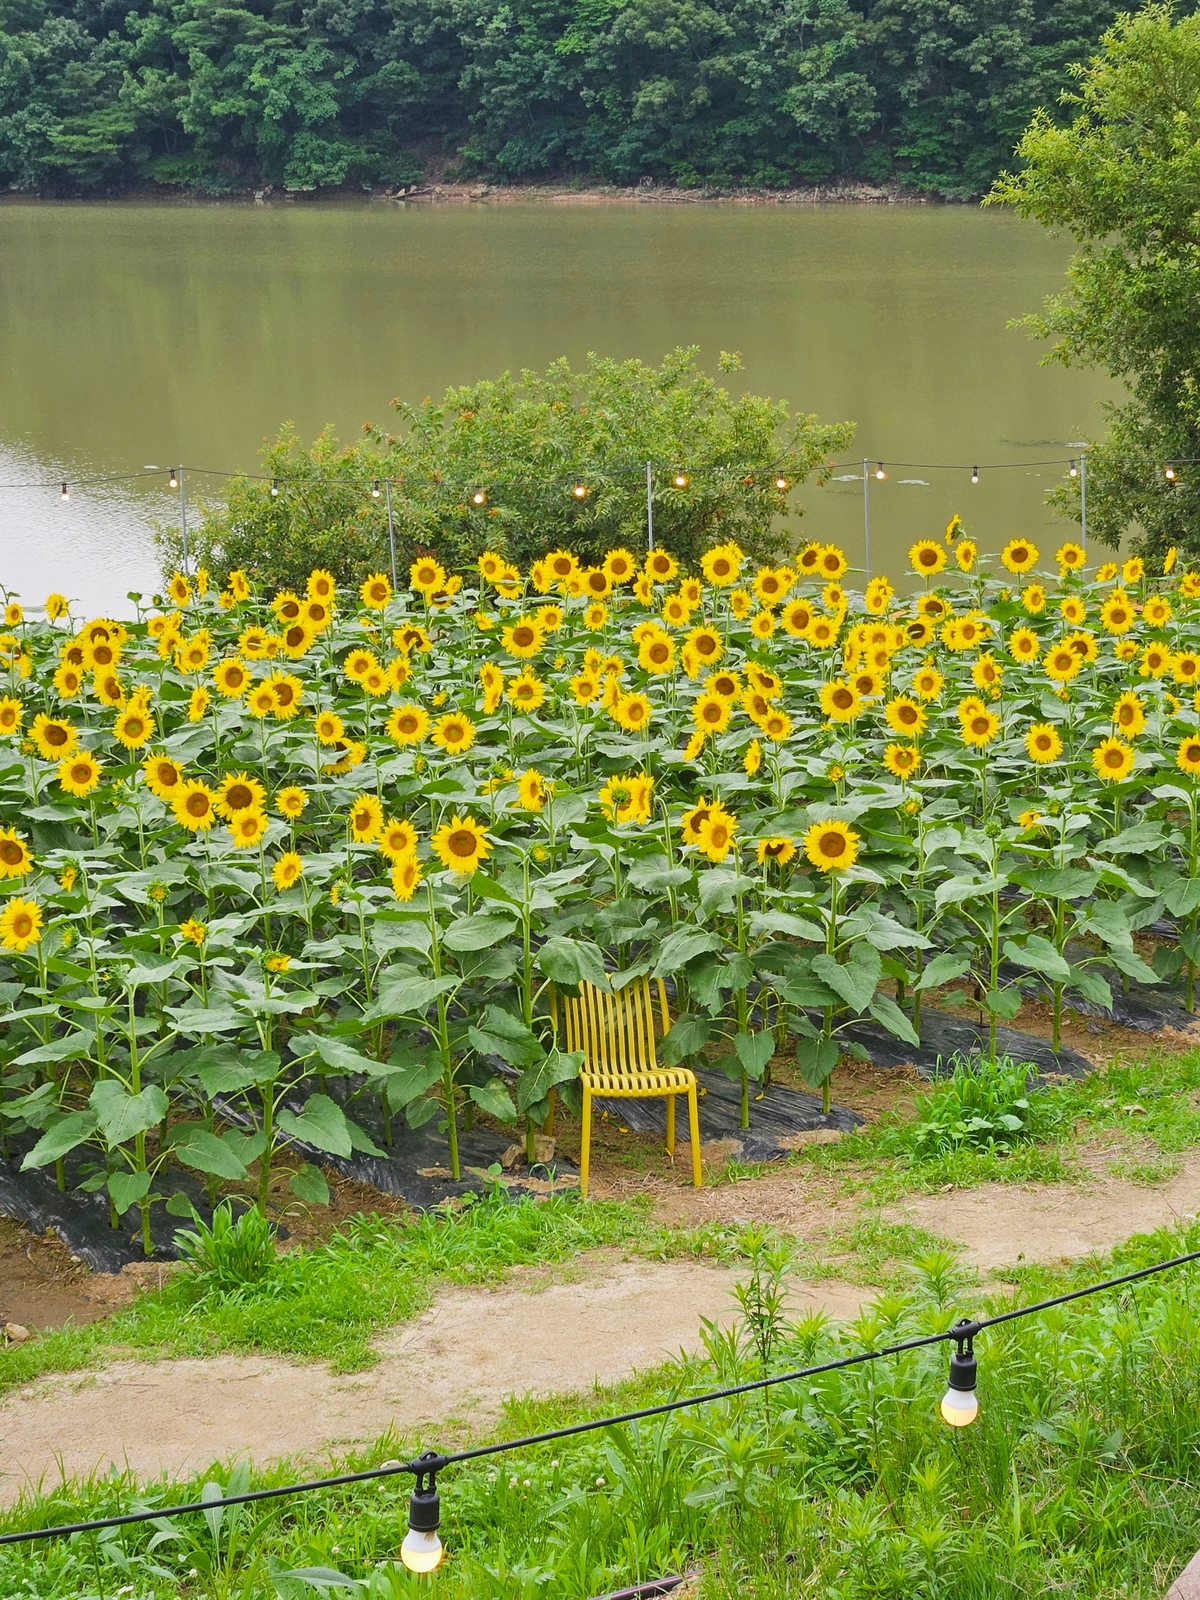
[168,348,853,592]
[990,4,1200,561]
[0,0,1146,196]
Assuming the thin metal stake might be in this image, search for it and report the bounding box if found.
[645,461,654,553]
[862,458,871,579]
[1079,450,1088,551]
[384,478,398,591]
[178,464,189,576]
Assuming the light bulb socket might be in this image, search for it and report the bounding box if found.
[948,1346,977,1393]
[408,1483,440,1534]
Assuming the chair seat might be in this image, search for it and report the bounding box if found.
[581,1066,696,1097]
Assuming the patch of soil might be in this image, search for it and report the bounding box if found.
[0,1258,872,1499]
[0,1217,165,1334]
[885,1151,1200,1271]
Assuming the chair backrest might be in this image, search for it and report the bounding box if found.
[554,976,671,1076]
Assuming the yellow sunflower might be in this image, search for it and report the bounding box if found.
[515,770,548,812]
[277,786,309,820]
[1140,644,1172,678]
[613,692,652,732]
[0,829,33,878]
[638,632,676,674]
[912,665,945,701]
[0,697,24,735]
[883,743,920,780]
[744,738,762,776]
[173,781,218,831]
[1176,736,1200,777]
[1000,538,1039,575]
[909,540,946,577]
[820,680,860,722]
[349,793,385,842]
[112,704,153,749]
[700,544,744,586]
[885,697,926,736]
[1056,542,1086,573]
[314,710,346,746]
[31,714,77,760]
[432,814,491,875]
[244,683,275,719]
[1092,737,1136,783]
[507,673,546,713]
[501,617,544,660]
[216,772,266,819]
[229,809,269,849]
[1112,691,1146,737]
[0,897,43,952]
[143,753,185,799]
[391,853,424,901]
[1100,592,1135,634]
[1043,645,1082,683]
[756,836,796,866]
[431,712,477,754]
[1173,653,1200,686]
[761,709,792,742]
[361,572,393,610]
[803,819,860,873]
[1026,723,1063,763]
[387,704,431,746]
[213,658,251,698]
[602,548,639,585]
[307,568,336,601]
[692,693,731,735]
[1008,626,1041,664]
[960,708,1000,747]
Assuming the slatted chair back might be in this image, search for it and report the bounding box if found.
[556,976,670,1078]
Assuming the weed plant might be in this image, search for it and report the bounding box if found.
[4,1224,1200,1598]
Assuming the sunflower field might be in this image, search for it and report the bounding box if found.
[0,523,1197,1253]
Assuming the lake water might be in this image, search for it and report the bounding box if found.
[0,199,1111,614]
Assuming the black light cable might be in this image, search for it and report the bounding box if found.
[2,1245,1199,1560]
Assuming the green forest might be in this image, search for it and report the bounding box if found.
[0,0,1158,198]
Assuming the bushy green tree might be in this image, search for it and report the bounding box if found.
[165,347,853,592]
[990,5,1200,561]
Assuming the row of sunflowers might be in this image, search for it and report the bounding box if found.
[0,522,1195,1249]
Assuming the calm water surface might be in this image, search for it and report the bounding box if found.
[0,200,1111,613]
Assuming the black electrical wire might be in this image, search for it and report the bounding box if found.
[3,1244,1199,1548]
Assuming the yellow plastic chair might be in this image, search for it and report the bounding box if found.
[552,975,702,1197]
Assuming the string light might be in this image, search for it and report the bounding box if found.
[1068,460,1078,478]
[774,474,789,491]
[60,482,69,502]
[971,465,980,484]
[940,1321,980,1428]
[168,468,179,489]
[471,488,488,506]
[875,463,885,481]
[1166,464,1178,482]
[270,479,279,497]
[400,1455,444,1573]
[672,471,689,489]
[572,483,588,500]
[371,481,382,499]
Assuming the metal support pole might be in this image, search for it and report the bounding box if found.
[1079,450,1088,551]
[178,464,189,576]
[862,458,871,579]
[384,478,398,591]
[646,461,654,552]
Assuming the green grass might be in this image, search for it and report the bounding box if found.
[6,1222,1200,1598]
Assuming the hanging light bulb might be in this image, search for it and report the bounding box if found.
[774,474,789,491]
[168,467,179,490]
[372,480,382,499]
[270,479,280,497]
[400,1455,444,1574]
[572,482,588,500]
[875,463,885,481]
[1068,460,1078,478]
[971,466,980,485]
[472,488,488,506]
[60,482,69,502]
[1166,464,1178,482]
[672,471,689,489]
[940,1321,980,1428]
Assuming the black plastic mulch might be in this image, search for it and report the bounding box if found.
[998,958,1200,1037]
[837,1010,1094,1081]
[593,1068,862,1162]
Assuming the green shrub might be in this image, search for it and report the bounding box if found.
[896,1054,1056,1160]
[174,1200,279,1298]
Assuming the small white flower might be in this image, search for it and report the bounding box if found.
[523,1479,531,1488]
[595,1476,606,1487]
[550,1459,559,1469]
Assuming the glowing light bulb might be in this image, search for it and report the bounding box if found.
[875,463,885,481]
[60,482,69,502]
[971,466,980,484]
[939,1322,979,1429]
[372,480,381,499]
[572,483,588,500]
[774,475,789,491]
[672,472,689,489]
[270,479,280,497]
[400,1528,443,1574]
[472,488,488,506]
[1167,465,1177,482]
[1068,460,1078,478]
[168,468,179,489]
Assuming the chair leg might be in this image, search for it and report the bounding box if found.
[665,1091,676,1156]
[687,1084,702,1188]
[580,1085,592,1199]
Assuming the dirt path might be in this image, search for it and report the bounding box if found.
[0,1259,871,1500]
[653,1153,1200,1270]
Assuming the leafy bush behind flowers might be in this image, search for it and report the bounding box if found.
[0,525,1197,1251]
